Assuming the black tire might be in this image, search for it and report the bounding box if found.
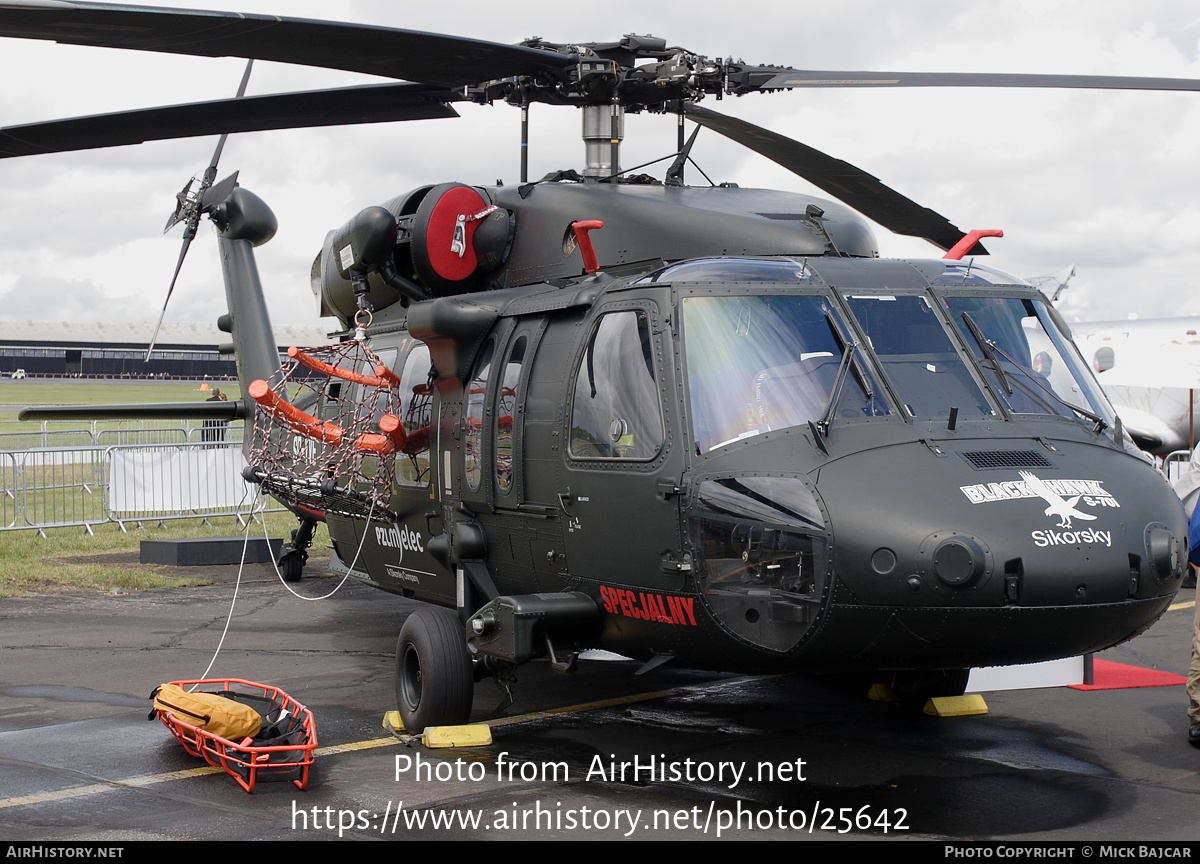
[280,555,304,583]
[395,607,474,732]
[889,668,970,711]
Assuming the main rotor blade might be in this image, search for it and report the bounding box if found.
[0,83,460,159]
[0,1,573,86]
[758,69,1200,93]
[684,104,981,253]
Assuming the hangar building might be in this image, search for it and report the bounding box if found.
[0,321,334,379]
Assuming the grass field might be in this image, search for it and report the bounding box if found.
[0,379,240,406]
[0,510,328,598]
[0,378,321,597]
[0,380,242,427]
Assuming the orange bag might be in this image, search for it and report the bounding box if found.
[151,683,262,740]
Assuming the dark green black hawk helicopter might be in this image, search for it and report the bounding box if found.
[3,2,1194,730]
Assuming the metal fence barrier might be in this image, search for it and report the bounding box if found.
[1164,449,1192,485]
[0,434,281,535]
[0,420,243,452]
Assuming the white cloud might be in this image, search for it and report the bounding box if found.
[0,0,1198,328]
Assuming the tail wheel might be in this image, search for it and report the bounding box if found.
[280,555,304,582]
[395,607,474,732]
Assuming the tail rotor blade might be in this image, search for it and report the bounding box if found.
[146,229,195,362]
[163,177,194,233]
[203,60,252,183]
[148,60,254,363]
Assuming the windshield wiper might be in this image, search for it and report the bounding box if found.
[818,341,859,436]
[817,311,872,437]
[985,340,1106,430]
[823,311,872,399]
[961,311,1013,396]
[961,311,1105,431]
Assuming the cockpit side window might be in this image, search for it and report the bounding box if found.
[681,294,888,454]
[569,310,664,460]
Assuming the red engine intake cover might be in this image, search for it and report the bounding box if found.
[412,183,492,292]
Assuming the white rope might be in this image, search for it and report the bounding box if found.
[267,498,375,602]
[191,476,379,683]
[191,485,261,687]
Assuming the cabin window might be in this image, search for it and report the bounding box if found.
[496,335,527,493]
[397,344,433,487]
[340,346,399,428]
[569,310,664,459]
[682,294,888,454]
[465,339,495,489]
[366,346,399,425]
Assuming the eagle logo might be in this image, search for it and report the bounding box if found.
[1019,470,1098,529]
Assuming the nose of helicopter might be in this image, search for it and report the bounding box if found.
[804,437,1186,668]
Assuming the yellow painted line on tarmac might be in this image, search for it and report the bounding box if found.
[317,737,398,756]
[0,677,751,811]
[0,766,222,810]
[117,766,224,786]
[1169,599,1195,612]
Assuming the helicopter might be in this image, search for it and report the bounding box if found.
[2,2,1193,731]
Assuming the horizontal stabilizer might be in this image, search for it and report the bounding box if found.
[19,400,246,422]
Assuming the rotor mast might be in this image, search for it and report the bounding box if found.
[581,103,623,178]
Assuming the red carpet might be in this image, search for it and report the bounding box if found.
[1068,658,1186,691]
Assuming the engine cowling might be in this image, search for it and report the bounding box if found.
[314,182,516,325]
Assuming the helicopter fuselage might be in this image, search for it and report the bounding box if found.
[296,185,1185,679]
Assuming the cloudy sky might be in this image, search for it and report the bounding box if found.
[0,0,1198,331]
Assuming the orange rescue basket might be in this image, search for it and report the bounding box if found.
[152,677,317,793]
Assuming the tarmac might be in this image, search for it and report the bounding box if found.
[2,552,1199,842]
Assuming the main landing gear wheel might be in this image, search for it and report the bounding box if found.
[395,607,474,732]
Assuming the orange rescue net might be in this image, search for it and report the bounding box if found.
[245,340,401,522]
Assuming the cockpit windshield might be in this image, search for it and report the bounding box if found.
[842,293,995,419]
[681,294,889,454]
[943,295,1116,427]
[676,259,1117,449]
